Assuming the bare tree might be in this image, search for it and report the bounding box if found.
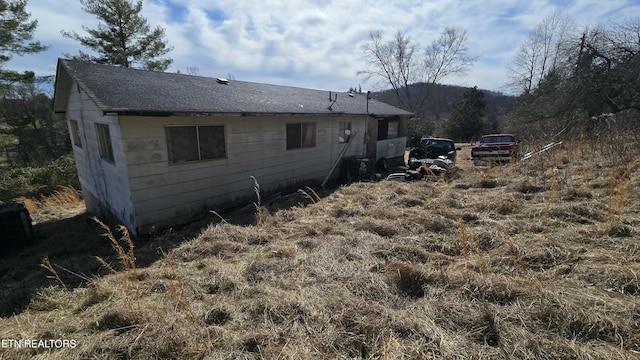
[359,27,475,113]
[507,17,640,140]
[359,31,418,111]
[507,13,576,95]
[573,18,640,114]
[186,66,200,76]
[424,27,476,85]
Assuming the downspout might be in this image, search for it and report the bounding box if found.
[365,91,370,158]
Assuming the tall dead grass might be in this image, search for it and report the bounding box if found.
[1,136,639,359]
[21,186,82,212]
[93,218,142,312]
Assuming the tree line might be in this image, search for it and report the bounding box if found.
[505,14,640,140]
[360,14,640,142]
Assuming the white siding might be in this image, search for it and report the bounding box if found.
[120,114,367,231]
[65,83,135,230]
[377,137,408,160]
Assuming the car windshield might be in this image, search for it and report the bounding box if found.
[423,139,453,151]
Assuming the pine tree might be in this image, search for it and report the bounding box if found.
[0,0,47,81]
[0,0,55,168]
[62,0,173,71]
[444,86,486,142]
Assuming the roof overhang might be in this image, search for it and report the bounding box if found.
[52,60,73,114]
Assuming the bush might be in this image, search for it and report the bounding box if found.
[0,155,79,200]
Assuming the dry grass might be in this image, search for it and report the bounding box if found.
[17,186,83,214]
[1,135,639,359]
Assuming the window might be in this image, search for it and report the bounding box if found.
[166,125,226,164]
[286,123,316,149]
[95,123,114,162]
[377,118,400,140]
[339,121,352,143]
[70,120,82,148]
[387,120,399,138]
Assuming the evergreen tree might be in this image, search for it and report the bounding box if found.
[444,86,486,142]
[0,0,57,168]
[0,77,69,167]
[0,0,47,82]
[62,0,173,71]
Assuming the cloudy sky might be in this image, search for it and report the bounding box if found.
[7,0,640,94]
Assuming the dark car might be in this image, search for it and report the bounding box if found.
[408,137,460,169]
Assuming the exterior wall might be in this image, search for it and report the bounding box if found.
[120,114,368,232]
[376,137,407,161]
[368,115,409,164]
[64,83,135,230]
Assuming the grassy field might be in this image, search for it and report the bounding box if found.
[1,138,639,359]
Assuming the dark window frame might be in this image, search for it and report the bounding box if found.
[286,122,316,150]
[339,121,352,144]
[377,117,400,140]
[165,125,227,164]
[70,120,82,148]
[95,123,114,163]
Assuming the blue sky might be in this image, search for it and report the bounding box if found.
[7,0,640,94]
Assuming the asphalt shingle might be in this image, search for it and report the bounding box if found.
[55,59,412,117]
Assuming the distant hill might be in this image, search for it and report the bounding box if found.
[371,83,516,137]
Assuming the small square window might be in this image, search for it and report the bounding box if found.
[377,118,400,140]
[166,126,199,163]
[286,122,316,149]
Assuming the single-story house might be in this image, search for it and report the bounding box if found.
[53,59,412,234]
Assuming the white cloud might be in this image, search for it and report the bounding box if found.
[7,0,640,93]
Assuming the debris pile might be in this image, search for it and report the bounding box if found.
[387,156,457,182]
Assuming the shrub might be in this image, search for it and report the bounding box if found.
[0,155,78,200]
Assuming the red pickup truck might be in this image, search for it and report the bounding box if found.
[471,134,518,165]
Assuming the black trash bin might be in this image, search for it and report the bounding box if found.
[0,202,34,251]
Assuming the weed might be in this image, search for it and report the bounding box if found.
[93,218,141,311]
[40,256,67,290]
[36,186,82,208]
[297,186,321,204]
[163,256,214,353]
[449,211,470,265]
[543,168,559,230]
[606,160,639,234]
[250,175,268,226]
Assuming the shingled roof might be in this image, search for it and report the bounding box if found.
[53,59,412,117]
